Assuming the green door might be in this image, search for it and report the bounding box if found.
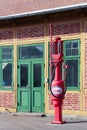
[17,62,31,112]
[17,44,44,112]
[32,60,44,112]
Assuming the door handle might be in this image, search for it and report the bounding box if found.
[17,84,20,88]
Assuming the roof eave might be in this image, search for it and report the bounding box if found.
[0,3,87,20]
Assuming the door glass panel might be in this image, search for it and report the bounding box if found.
[20,64,28,87]
[19,45,43,59]
[2,63,12,87]
[33,64,41,87]
[66,60,78,87]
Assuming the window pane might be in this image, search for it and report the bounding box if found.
[19,45,43,59]
[2,63,12,87]
[20,64,28,87]
[33,64,41,87]
[72,49,78,55]
[66,42,71,48]
[66,49,71,56]
[2,47,12,60]
[66,41,79,56]
[73,42,78,48]
[66,60,78,87]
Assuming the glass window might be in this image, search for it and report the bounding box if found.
[19,45,43,59]
[2,63,12,87]
[66,60,78,87]
[66,41,79,56]
[20,64,28,87]
[33,64,41,87]
[0,46,13,88]
[64,39,80,90]
[2,47,13,60]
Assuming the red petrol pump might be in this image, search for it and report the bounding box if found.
[50,24,68,124]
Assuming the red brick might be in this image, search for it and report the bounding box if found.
[50,22,80,36]
[83,94,87,111]
[0,30,14,42]
[48,92,80,111]
[17,26,45,40]
[0,92,14,108]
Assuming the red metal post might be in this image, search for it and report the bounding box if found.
[50,24,53,79]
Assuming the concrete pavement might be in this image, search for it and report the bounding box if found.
[0,113,87,130]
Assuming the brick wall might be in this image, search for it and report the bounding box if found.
[83,94,87,111]
[0,30,14,42]
[48,92,80,111]
[17,26,45,40]
[48,93,53,110]
[0,92,14,108]
[84,39,87,89]
[63,93,80,110]
[83,35,87,111]
[0,26,45,42]
[50,21,80,36]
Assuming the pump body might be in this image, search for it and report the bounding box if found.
[50,36,66,124]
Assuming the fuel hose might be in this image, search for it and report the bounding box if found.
[50,62,68,98]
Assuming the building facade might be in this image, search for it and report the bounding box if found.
[0,0,87,116]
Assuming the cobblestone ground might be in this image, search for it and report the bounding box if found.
[0,113,87,130]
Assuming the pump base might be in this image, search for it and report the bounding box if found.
[51,120,66,124]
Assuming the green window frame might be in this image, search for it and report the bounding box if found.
[64,39,80,90]
[0,46,13,90]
